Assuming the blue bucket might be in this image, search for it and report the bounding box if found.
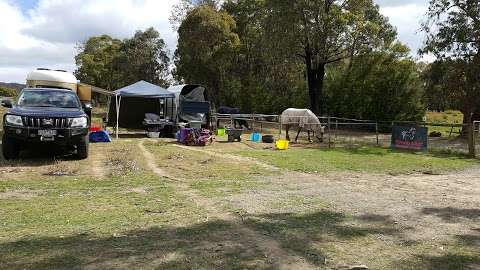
[250,132,261,142]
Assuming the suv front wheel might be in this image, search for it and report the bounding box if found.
[76,135,89,159]
[2,134,20,160]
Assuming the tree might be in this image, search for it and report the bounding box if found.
[75,28,171,90]
[324,43,425,121]
[0,86,17,97]
[421,0,480,125]
[169,0,221,31]
[74,35,123,90]
[264,0,396,114]
[174,5,240,106]
[121,27,171,87]
[222,0,308,113]
[422,60,456,112]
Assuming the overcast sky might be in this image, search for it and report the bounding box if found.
[0,0,430,83]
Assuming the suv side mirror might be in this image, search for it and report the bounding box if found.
[1,99,12,108]
[82,103,92,112]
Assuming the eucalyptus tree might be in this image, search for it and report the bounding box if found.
[174,5,240,106]
[75,35,123,90]
[121,27,171,87]
[264,0,396,114]
[421,0,480,124]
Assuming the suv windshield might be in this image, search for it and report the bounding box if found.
[17,90,80,108]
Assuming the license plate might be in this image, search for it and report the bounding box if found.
[38,130,57,137]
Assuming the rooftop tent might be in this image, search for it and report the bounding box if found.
[167,84,209,123]
[107,81,176,136]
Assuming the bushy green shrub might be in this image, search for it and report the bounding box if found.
[0,87,17,97]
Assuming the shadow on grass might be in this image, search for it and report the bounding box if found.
[422,207,480,222]
[0,143,74,167]
[0,220,274,270]
[396,253,480,270]
[243,211,402,267]
[0,210,403,270]
[1,209,476,269]
[396,229,480,270]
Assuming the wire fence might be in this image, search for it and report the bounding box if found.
[212,113,479,157]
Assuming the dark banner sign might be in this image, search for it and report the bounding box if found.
[391,125,428,151]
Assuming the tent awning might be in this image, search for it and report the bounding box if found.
[114,80,175,98]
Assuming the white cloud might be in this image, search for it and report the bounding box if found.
[380,3,428,57]
[0,0,178,83]
[374,0,424,7]
[0,0,432,83]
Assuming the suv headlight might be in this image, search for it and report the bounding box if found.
[5,115,23,126]
[70,117,88,128]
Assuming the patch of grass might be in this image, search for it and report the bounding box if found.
[147,141,275,197]
[0,174,202,239]
[233,146,477,174]
[426,110,464,137]
[244,210,403,268]
[427,110,463,124]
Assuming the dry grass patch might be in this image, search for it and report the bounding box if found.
[146,141,276,197]
[105,143,142,177]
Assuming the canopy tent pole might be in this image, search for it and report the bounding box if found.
[115,95,121,139]
[159,98,163,118]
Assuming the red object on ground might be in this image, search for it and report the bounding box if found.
[90,125,101,132]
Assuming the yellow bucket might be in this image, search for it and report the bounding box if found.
[276,139,289,150]
[217,128,225,136]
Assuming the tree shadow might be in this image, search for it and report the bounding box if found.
[397,253,480,270]
[0,220,276,270]
[422,207,480,222]
[0,210,403,270]
[243,210,401,266]
[395,215,480,269]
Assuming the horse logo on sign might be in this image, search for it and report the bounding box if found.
[401,128,416,141]
[392,125,427,151]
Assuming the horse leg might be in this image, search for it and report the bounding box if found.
[308,130,313,143]
[316,130,324,142]
[286,125,290,141]
[295,127,302,142]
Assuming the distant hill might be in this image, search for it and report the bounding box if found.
[0,82,26,91]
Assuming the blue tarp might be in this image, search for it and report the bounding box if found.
[114,81,175,98]
[89,130,112,143]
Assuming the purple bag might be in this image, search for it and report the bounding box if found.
[179,128,192,144]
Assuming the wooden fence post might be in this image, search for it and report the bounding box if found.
[328,116,331,148]
[468,123,476,158]
[251,114,255,131]
[375,122,379,146]
[278,115,282,136]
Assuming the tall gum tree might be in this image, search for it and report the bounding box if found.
[421,0,480,126]
[175,5,240,106]
[264,0,396,114]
